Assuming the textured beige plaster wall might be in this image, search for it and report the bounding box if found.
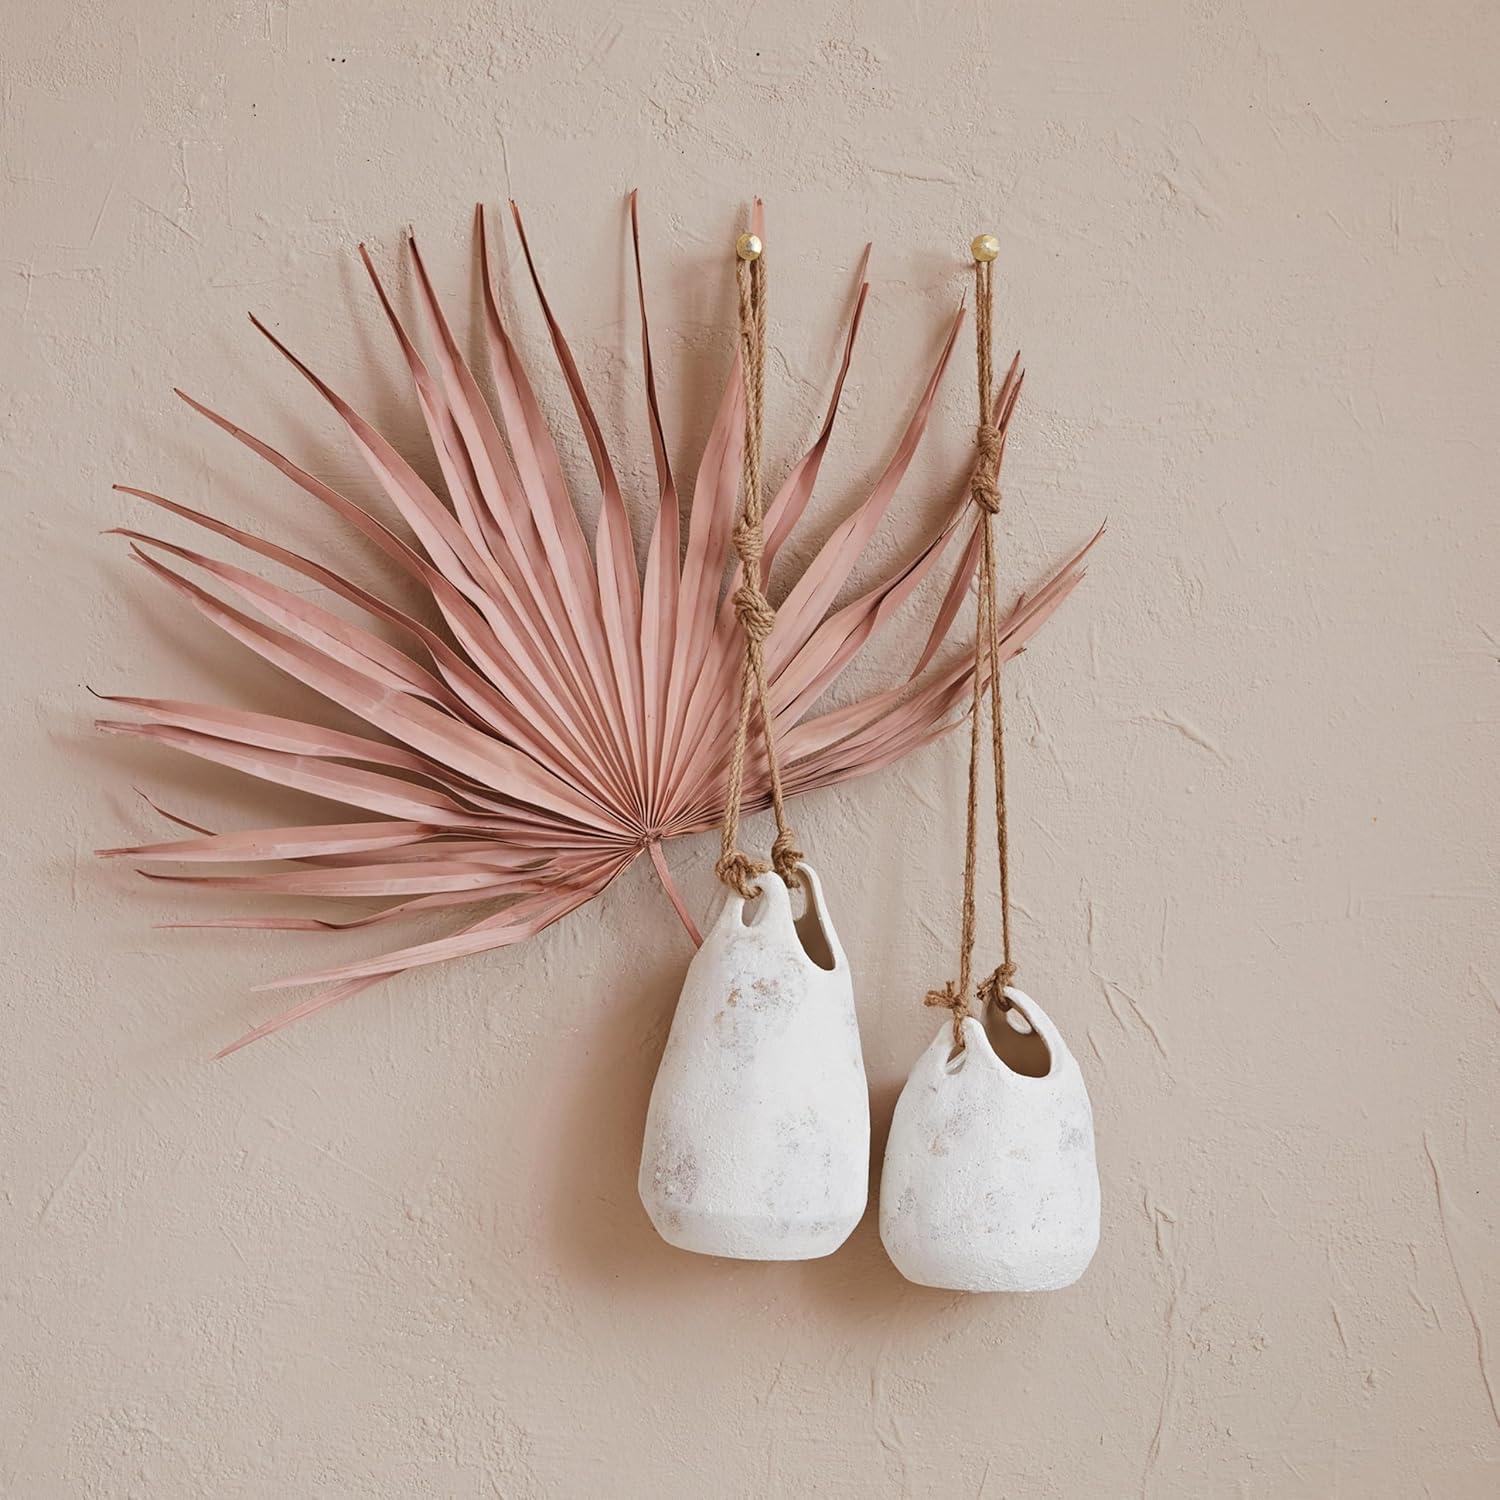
[3,0,1497,1494]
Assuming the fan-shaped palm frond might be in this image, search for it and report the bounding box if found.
[97,197,1100,1054]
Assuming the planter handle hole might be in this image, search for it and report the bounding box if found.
[790,869,837,971]
[984,997,1053,1079]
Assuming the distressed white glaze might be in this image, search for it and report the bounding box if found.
[880,988,1099,1292]
[639,864,869,1260]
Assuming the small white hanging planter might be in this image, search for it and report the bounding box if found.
[639,865,870,1261]
[880,987,1099,1292]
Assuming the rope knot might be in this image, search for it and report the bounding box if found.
[731,518,765,571]
[923,979,962,1012]
[770,828,804,883]
[714,849,767,900]
[925,978,969,1050]
[977,962,1017,1012]
[730,522,773,639]
[971,423,1003,513]
[731,582,775,643]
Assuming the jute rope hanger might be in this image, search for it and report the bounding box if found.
[715,227,805,899]
[925,232,1020,1049]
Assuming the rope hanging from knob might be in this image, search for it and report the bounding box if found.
[715,222,804,898]
[924,231,1021,1049]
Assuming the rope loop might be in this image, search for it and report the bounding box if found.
[716,229,805,894]
[923,238,1021,1050]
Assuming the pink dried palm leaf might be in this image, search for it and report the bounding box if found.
[98,197,1100,1055]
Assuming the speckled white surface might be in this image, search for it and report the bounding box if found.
[3,0,1498,1493]
[640,866,868,1259]
[880,991,1100,1292]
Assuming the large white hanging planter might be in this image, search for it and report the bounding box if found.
[880,987,1099,1292]
[639,865,869,1260]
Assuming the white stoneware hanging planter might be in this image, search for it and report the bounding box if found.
[880,987,1099,1292]
[639,865,869,1260]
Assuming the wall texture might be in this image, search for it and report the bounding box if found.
[3,1,1497,1494]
